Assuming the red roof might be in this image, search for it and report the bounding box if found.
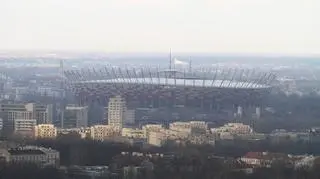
[243,152,262,159]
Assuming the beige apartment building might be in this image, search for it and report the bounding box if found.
[108,96,126,129]
[121,128,145,138]
[34,124,57,139]
[90,125,117,141]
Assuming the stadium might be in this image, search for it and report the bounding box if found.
[64,65,275,111]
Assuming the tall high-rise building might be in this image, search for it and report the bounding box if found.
[124,109,135,126]
[8,110,37,137]
[0,118,3,131]
[63,106,88,128]
[108,96,126,129]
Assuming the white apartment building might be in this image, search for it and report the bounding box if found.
[165,129,189,140]
[64,106,88,128]
[34,124,57,139]
[122,128,145,138]
[12,111,37,137]
[142,124,163,137]
[211,123,253,135]
[90,125,117,141]
[108,96,126,129]
[57,128,89,139]
[169,121,208,135]
[189,134,215,145]
[189,121,208,130]
[147,131,167,147]
[169,121,207,130]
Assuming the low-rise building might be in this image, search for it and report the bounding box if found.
[147,131,167,147]
[294,155,317,169]
[169,121,207,132]
[142,124,163,137]
[0,149,10,162]
[14,118,37,137]
[34,124,57,139]
[57,128,89,139]
[8,146,60,167]
[211,123,253,135]
[122,128,145,138]
[240,152,292,168]
[66,165,110,179]
[90,125,118,141]
[189,134,215,145]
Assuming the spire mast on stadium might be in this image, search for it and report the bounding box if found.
[189,57,192,73]
[169,48,172,70]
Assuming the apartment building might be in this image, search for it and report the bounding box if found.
[108,96,126,129]
[64,106,88,128]
[34,124,57,139]
[147,131,167,147]
[122,128,145,138]
[90,125,117,141]
[142,124,163,137]
[211,123,253,135]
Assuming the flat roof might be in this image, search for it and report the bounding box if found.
[8,149,45,155]
[76,78,270,89]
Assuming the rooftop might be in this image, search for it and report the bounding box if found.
[8,149,45,155]
[243,152,290,160]
[77,78,270,89]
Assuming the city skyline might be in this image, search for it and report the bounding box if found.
[0,0,319,55]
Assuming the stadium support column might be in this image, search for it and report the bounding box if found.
[237,106,243,118]
[210,97,213,111]
[201,94,204,109]
[255,106,261,119]
[151,97,154,108]
[184,94,188,107]
[171,91,176,107]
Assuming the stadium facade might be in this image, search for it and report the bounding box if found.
[64,66,275,111]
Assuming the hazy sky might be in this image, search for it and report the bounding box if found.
[0,0,319,54]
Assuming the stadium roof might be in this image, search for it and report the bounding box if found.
[76,78,270,89]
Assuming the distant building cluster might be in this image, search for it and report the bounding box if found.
[240,151,317,169]
[0,103,53,137]
[1,94,320,151]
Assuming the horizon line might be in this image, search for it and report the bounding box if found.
[0,49,319,58]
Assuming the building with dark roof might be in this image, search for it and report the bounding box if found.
[8,146,59,167]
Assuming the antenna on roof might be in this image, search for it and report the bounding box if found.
[189,58,192,73]
[169,48,172,70]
